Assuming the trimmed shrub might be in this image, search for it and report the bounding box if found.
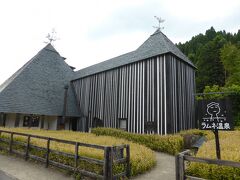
[92,128,184,155]
[179,129,214,140]
[0,127,156,177]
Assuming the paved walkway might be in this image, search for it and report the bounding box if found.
[133,152,176,180]
[0,152,175,180]
[0,154,74,180]
[0,169,16,180]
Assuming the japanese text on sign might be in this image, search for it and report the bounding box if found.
[198,99,233,130]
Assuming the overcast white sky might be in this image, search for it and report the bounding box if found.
[0,0,239,84]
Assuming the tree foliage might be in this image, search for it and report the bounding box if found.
[177,27,240,92]
[220,43,240,86]
[178,27,240,125]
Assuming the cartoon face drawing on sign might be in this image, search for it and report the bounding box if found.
[207,102,220,121]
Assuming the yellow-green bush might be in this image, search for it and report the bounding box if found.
[179,129,212,139]
[186,130,240,179]
[92,128,184,155]
[0,127,156,177]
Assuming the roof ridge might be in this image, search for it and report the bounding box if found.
[73,30,195,79]
[74,50,135,74]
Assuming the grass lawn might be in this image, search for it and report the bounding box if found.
[0,127,156,176]
[186,129,240,179]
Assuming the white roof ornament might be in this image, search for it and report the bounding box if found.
[44,28,59,45]
[153,16,165,31]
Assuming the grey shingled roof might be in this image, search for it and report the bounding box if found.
[0,44,80,117]
[73,29,195,80]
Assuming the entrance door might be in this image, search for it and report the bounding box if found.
[92,117,103,128]
[0,113,3,126]
[71,118,78,131]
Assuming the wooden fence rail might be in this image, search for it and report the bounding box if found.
[0,130,130,180]
[176,150,240,180]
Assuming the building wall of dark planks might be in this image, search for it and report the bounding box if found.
[72,53,195,134]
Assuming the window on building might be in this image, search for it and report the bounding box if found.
[23,116,30,127]
[31,116,40,127]
[40,116,44,129]
[23,115,40,127]
[119,118,127,130]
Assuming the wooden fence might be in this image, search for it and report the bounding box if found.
[0,130,130,180]
[176,150,240,180]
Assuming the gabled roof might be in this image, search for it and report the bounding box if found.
[0,44,80,117]
[73,29,195,80]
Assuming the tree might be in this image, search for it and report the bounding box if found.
[177,27,240,92]
[220,43,240,86]
[195,35,226,92]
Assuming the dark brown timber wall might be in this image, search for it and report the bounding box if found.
[72,53,195,134]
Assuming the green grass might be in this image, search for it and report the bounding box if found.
[186,130,240,179]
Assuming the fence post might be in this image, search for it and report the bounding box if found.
[103,147,109,180]
[25,135,31,161]
[179,154,185,180]
[9,132,13,153]
[126,145,131,178]
[175,154,180,180]
[103,146,113,180]
[75,142,79,170]
[45,138,50,168]
[109,147,113,179]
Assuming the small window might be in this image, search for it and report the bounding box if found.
[119,118,127,130]
[23,116,30,127]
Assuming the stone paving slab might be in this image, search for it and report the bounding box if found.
[0,169,17,180]
[0,152,175,180]
[0,154,74,180]
[132,152,175,180]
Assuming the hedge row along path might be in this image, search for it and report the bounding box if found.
[0,151,175,180]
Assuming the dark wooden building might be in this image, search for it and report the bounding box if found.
[0,30,196,134]
[72,30,196,134]
[0,44,80,130]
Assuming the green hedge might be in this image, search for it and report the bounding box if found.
[92,128,184,155]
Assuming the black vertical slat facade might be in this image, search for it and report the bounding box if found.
[72,53,195,134]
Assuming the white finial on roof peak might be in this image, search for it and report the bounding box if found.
[153,16,165,31]
[44,28,59,45]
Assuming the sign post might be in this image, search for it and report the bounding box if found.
[213,129,221,159]
[198,97,233,159]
